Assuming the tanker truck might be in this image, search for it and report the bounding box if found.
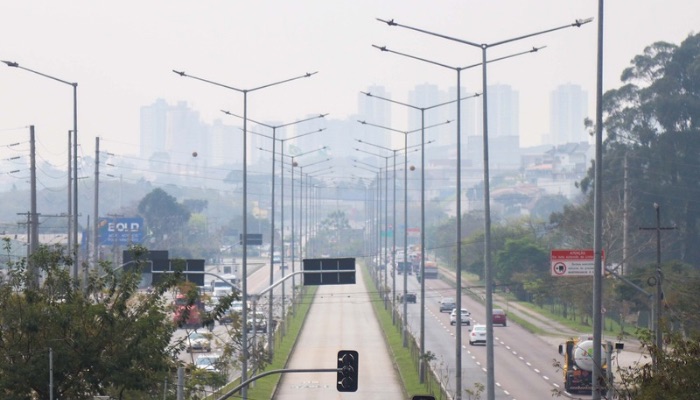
[558,336,607,395]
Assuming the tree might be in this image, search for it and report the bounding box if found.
[0,241,182,399]
[616,330,700,399]
[138,188,191,250]
[578,33,700,267]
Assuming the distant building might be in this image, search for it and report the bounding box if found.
[548,84,589,146]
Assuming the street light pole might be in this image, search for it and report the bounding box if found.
[174,69,316,399]
[376,17,590,398]
[357,122,447,348]
[361,91,478,382]
[222,112,326,359]
[355,150,391,308]
[3,60,80,283]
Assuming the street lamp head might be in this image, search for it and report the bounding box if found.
[358,120,367,125]
[2,60,19,67]
[376,18,397,26]
[573,17,594,27]
[172,69,186,76]
[374,45,389,52]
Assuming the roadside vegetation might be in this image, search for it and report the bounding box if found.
[361,261,450,399]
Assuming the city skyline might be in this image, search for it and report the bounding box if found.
[1,0,698,169]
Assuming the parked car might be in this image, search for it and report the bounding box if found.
[450,308,471,326]
[492,308,507,326]
[469,324,487,345]
[439,297,456,313]
[185,332,211,353]
[195,355,221,372]
[399,292,417,304]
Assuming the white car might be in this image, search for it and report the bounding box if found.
[469,324,487,345]
[195,355,221,372]
[185,332,211,353]
[450,308,471,326]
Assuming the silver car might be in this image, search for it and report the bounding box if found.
[439,297,456,313]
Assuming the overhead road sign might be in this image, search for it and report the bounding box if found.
[239,233,263,246]
[303,258,356,285]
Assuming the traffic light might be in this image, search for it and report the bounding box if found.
[337,350,359,392]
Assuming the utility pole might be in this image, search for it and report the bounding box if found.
[639,203,676,369]
[93,137,100,272]
[29,125,39,285]
[622,153,628,275]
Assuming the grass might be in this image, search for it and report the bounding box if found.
[208,285,318,399]
[362,265,445,399]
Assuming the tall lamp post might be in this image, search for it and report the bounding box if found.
[173,69,316,399]
[355,151,390,307]
[361,91,478,382]
[356,123,448,348]
[253,127,325,336]
[222,111,326,358]
[259,145,327,314]
[298,159,331,264]
[376,20,590,398]
[3,60,80,282]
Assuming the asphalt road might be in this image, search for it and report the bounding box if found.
[395,267,648,400]
[274,263,405,399]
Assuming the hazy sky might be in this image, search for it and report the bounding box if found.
[1,1,698,169]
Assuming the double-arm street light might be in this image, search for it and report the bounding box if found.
[361,91,479,382]
[377,16,592,400]
[355,151,390,299]
[297,158,331,264]
[2,60,80,283]
[173,68,316,399]
[259,145,327,317]
[356,120,449,348]
[222,110,326,358]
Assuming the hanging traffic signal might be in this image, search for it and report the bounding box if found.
[337,350,359,392]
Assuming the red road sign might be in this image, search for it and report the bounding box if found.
[550,249,604,276]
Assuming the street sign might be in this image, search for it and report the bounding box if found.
[550,249,604,276]
[239,233,263,246]
[303,258,355,285]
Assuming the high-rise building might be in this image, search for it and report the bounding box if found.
[139,98,169,159]
[467,84,520,168]
[358,85,392,150]
[548,84,588,145]
[475,84,519,138]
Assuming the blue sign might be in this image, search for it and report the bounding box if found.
[98,217,144,245]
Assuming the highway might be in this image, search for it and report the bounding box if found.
[398,270,563,400]
[173,257,296,377]
[274,263,405,399]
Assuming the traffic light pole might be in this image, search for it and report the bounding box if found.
[216,367,340,400]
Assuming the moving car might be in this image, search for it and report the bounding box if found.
[492,308,507,326]
[195,355,221,373]
[185,332,211,353]
[469,324,487,345]
[439,297,456,313]
[399,292,417,303]
[450,308,471,326]
[246,311,267,333]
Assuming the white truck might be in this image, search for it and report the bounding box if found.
[210,273,238,298]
